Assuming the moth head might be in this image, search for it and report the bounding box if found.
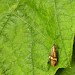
[52,44,56,51]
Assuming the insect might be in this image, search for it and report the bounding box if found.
[48,44,57,67]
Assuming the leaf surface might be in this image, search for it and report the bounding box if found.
[0,0,75,75]
[55,39,75,75]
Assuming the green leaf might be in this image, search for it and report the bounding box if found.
[0,0,74,75]
[55,38,75,75]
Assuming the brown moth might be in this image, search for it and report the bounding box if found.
[48,44,57,67]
